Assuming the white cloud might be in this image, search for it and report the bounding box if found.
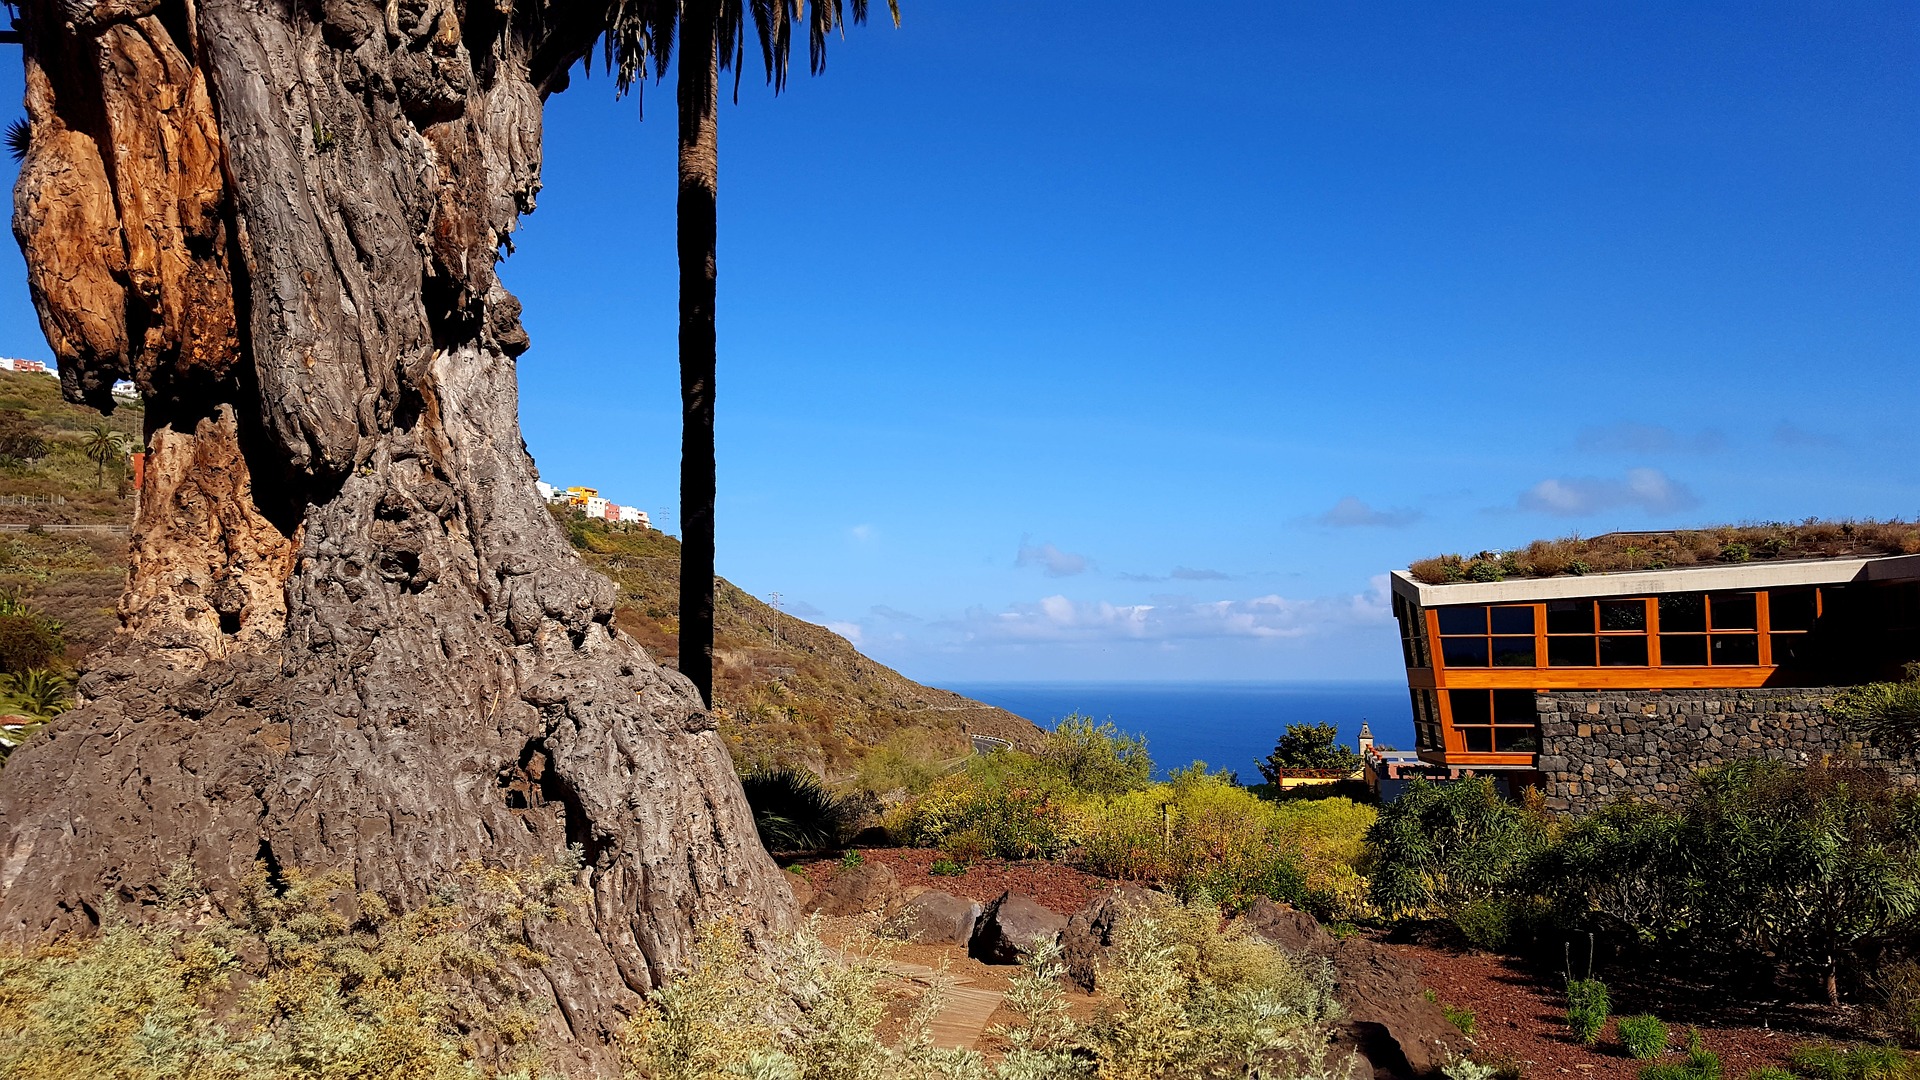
[849,524,874,542]
[870,604,920,622]
[826,621,864,645]
[947,577,1391,646]
[1517,468,1700,517]
[1170,566,1230,580]
[1318,496,1424,528]
[1016,538,1090,577]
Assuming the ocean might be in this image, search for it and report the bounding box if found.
[943,681,1414,781]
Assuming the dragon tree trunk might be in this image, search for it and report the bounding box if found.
[0,0,791,1068]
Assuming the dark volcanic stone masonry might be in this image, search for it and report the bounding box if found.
[1534,688,1914,813]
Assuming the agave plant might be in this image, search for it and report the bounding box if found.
[2,668,72,718]
[737,764,856,852]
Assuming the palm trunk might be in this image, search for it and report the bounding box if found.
[676,3,720,709]
[1,0,788,1069]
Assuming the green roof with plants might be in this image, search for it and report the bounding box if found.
[1408,520,1920,585]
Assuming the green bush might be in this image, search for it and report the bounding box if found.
[1257,721,1361,784]
[1444,1003,1476,1037]
[739,764,858,851]
[1787,1043,1920,1080]
[625,899,1349,1080]
[1366,777,1545,919]
[1076,772,1315,913]
[927,857,966,877]
[1618,1015,1670,1060]
[1566,977,1610,1046]
[1643,1033,1724,1080]
[0,612,62,674]
[885,752,1075,860]
[1535,760,1920,1003]
[1452,897,1512,951]
[0,856,581,1080]
[1036,713,1152,795]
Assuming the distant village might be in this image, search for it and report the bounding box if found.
[536,481,651,529]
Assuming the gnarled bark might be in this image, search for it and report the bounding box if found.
[0,0,791,1069]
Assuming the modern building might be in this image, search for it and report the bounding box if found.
[616,505,649,527]
[1390,543,1920,810]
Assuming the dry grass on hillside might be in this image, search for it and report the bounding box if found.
[1409,520,1920,585]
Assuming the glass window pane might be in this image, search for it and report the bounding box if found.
[1771,588,1817,632]
[1494,727,1540,752]
[1600,599,1647,632]
[1441,637,1490,667]
[1492,690,1537,724]
[1659,593,1707,633]
[1437,607,1487,635]
[1599,636,1649,666]
[1490,606,1535,635]
[1491,637,1536,667]
[1448,690,1491,726]
[1547,636,1596,666]
[1771,633,1807,665]
[1661,634,1708,666]
[1712,634,1760,665]
[1710,592,1758,630]
[1546,601,1593,634]
[1461,726,1494,753]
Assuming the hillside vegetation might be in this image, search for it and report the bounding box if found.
[0,364,1037,775]
[556,512,1041,776]
[0,369,136,664]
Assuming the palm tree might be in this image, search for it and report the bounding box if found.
[605,0,896,707]
[80,424,131,489]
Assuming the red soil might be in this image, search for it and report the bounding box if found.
[795,849,1872,1077]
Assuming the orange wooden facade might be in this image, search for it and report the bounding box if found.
[1398,586,1839,769]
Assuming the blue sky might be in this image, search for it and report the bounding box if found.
[1,2,1915,685]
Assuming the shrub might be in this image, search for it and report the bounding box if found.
[886,756,1074,861]
[0,855,582,1080]
[1787,1043,1920,1080]
[1088,898,1346,1079]
[1452,897,1512,951]
[1077,774,1314,913]
[1444,1003,1477,1037]
[0,612,62,674]
[1366,777,1545,919]
[1258,722,1361,783]
[927,857,966,877]
[738,764,858,851]
[1870,960,1920,1045]
[1566,977,1610,1046]
[1619,1015,1671,1060]
[840,848,864,867]
[1829,668,1920,746]
[1643,1033,1724,1080]
[624,901,1350,1080]
[1,668,70,718]
[1036,713,1152,795]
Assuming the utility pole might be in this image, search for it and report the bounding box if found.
[766,591,782,647]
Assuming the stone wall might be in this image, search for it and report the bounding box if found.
[1534,687,1911,813]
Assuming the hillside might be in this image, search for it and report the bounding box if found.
[556,512,1042,776]
[0,369,137,664]
[0,366,1038,773]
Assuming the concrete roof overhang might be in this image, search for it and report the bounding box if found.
[1390,553,1920,609]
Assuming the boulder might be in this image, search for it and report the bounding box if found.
[886,889,983,945]
[968,891,1068,965]
[804,861,902,917]
[1238,897,1336,955]
[1327,936,1460,1078]
[1060,885,1164,990]
[784,870,815,911]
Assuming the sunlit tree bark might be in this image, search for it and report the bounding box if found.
[0,0,790,1068]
